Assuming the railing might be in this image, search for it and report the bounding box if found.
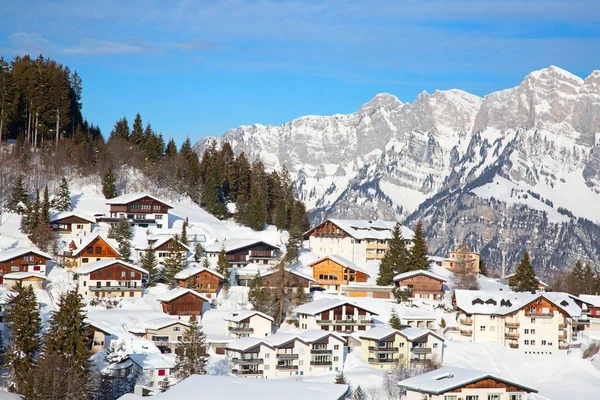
[410,347,432,354]
[153,340,169,347]
[310,349,332,354]
[368,346,399,353]
[310,361,332,366]
[314,232,344,238]
[231,358,263,365]
[505,332,519,339]
[276,365,299,370]
[525,311,554,318]
[249,250,275,258]
[227,255,248,262]
[509,343,519,349]
[316,318,373,325]
[459,318,473,325]
[506,322,520,327]
[558,323,567,329]
[410,359,432,366]
[130,218,156,224]
[368,358,397,364]
[89,286,142,291]
[460,329,472,336]
[231,369,263,375]
[276,353,299,360]
[228,326,254,333]
[558,334,567,340]
[559,344,569,350]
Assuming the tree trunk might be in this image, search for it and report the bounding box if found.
[0,108,3,144]
[27,108,31,144]
[34,113,38,151]
[55,108,60,146]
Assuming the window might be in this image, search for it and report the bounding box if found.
[77,224,84,229]
[265,365,270,370]
[173,326,181,332]
[153,205,161,211]
[83,281,86,287]
[156,214,163,219]
[488,395,500,400]
[158,369,165,376]
[82,258,89,263]
[548,342,553,346]
[399,342,404,348]
[531,340,535,346]
[33,265,41,271]
[490,326,495,332]
[490,315,495,320]
[141,205,151,210]
[157,224,163,229]
[95,246,102,254]
[531,329,535,334]
[466,396,479,400]
[433,343,438,348]
[334,356,338,361]
[541,340,546,345]
[530,318,535,323]
[480,326,486,331]
[131,204,139,209]
[524,340,529,345]
[524,329,529,334]
[129,292,134,297]
[131,271,135,277]
[444,396,458,400]
[334,345,339,350]
[121,271,126,278]
[509,395,522,400]
[177,336,183,342]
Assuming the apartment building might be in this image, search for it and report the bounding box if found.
[304,219,414,264]
[104,193,172,229]
[294,298,378,335]
[454,290,583,351]
[142,318,191,353]
[393,270,446,300]
[224,310,274,339]
[205,239,281,268]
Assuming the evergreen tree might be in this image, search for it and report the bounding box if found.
[193,243,205,263]
[377,223,408,285]
[582,263,596,295]
[284,200,306,264]
[274,198,288,230]
[159,376,171,393]
[54,176,72,211]
[109,117,130,141]
[109,217,132,262]
[201,256,211,271]
[140,245,158,286]
[181,217,189,245]
[130,113,144,146]
[8,174,28,213]
[165,138,178,157]
[479,257,488,277]
[389,308,402,330]
[407,220,429,271]
[40,184,50,225]
[162,235,187,288]
[335,370,348,384]
[102,168,117,199]
[174,315,208,380]
[513,251,538,292]
[248,273,269,313]
[353,385,366,400]
[294,284,308,305]
[245,161,268,230]
[216,248,230,287]
[566,260,586,295]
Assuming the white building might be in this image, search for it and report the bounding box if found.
[304,219,414,264]
[205,239,281,268]
[294,298,378,335]
[112,353,176,388]
[142,318,191,353]
[135,236,191,264]
[454,290,583,351]
[226,330,346,379]
[75,259,148,298]
[105,193,173,229]
[398,367,538,400]
[224,310,275,339]
[50,211,95,238]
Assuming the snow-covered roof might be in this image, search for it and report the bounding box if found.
[308,254,369,275]
[454,289,582,317]
[174,265,224,280]
[393,269,446,283]
[261,267,316,282]
[397,366,538,395]
[264,330,345,347]
[74,259,148,275]
[106,193,173,208]
[294,298,379,316]
[399,327,444,342]
[0,248,52,262]
[225,310,274,323]
[0,289,16,304]
[3,272,47,280]
[156,288,210,303]
[145,374,350,400]
[50,211,96,223]
[504,273,549,287]
[66,234,120,257]
[204,238,279,253]
[136,236,191,251]
[144,317,191,330]
[359,326,400,341]
[235,263,271,277]
[226,337,268,351]
[578,294,600,307]
[126,353,175,370]
[308,219,414,241]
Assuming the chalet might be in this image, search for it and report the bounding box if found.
[205,239,281,268]
[142,317,191,353]
[236,263,271,287]
[157,288,209,316]
[359,327,444,370]
[86,319,116,353]
[393,270,446,300]
[340,283,395,299]
[578,294,600,330]
[3,272,48,290]
[503,273,550,292]
[225,310,275,339]
[0,248,52,278]
[50,211,95,237]
[442,249,481,274]
[260,267,315,293]
[294,298,378,335]
[135,236,191,264]
[226,330,346,379]
[398,367,538,400]
[308,255,369,292]
[75,259,147,298]
[453,290,584,351]
[104,193,173,229]
[62,234,120,269]
[174,264,224,299]
[304,219,414,264]
[112,353,176,388]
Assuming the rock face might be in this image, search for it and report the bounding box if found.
[194,66,600,274]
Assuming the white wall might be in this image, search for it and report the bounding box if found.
[308,237,367,263]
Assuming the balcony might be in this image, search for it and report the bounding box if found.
[227,255,248,262]
[506,322,520,327]
[368,358,397,364]
[410,347,432,354]
[459,318,473,325]
[558,323,567,329]
[559,344,569,350]
[310,361,332,366]
[276,365,299,370]
[276,353,299,360]
[314,232,344,238]
[368,346,399,353]
[505,332,519,339]
[228,326,254,334]
[231,358,263,365]
[89,286,143,292]
[310,349,332,355]
[460,329,472,336]
[316,318,373,326]
[525,311,554,318]
[558,333,567,340]
[153,340,170,347]
[410,359,433,366]
[249,250,275,259]
[509,343,519,349]
[231,369,263,375]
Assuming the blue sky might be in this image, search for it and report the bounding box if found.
[1,0,600,144]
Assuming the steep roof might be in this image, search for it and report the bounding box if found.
[307,219,414,241]
[397,366,538,395]
[156,288,209,303]
[308,255,369,275]
[359,326,400,341]
[265,330,346,347]
[399,327,444,342]
[225,337,268,352]
[261,267,316,282]
[0,248,52,262]
[204,239,279,253]
[144,317,191,330]
[579,294,600,307]
[126,353,175,370]
[294,298,379,316]
[3,272,47,280]
[137,236,191,251]
[50,211,96,223]
[174,265,224,280]
[66,234,120,257]
[504,273,549,287]
[393,269,446,283]
[74,259,148,275]
[224,310,274,323]
[106,193,173,208]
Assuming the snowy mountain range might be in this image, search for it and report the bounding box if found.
[194,66,600,274]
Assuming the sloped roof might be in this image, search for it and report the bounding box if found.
[224,310,274,323]
[308,254,369,276]
[294,298,379,316]
[126,353,175,370]
[144,317,191,330]
[50,211,96,223]
[3,272,47,280]
[156,288,210,303]
[399,327,444,342]
[393,269,446,283]
[261,267,316,282]
[225,337,268,352]
[397,366,538,395]
[106,193,173,208]
[74,259,148,275]
[579,294,600,308]
[136,236,191,251]
[306,219,414,241]
[0,248,52,262]
[65,234,120,257]
[264,330,345,347]
[174,265,224,281]
[359,326,400,341]
[504,273,549,287]
[204,239,279,253]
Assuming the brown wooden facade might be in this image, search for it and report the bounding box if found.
[519,297,567,318]
[261,269,313,289]
[305,220,349,239]
[394,273,444,299]
[448,377,530,393]
[161,291,206,316]
[109,196,172,215]
[310,258,367,289]
[89,263,143,281]
[51,215,92,232]
[177,269,222,298]
[0,252,50,275]
[67,236,119,267]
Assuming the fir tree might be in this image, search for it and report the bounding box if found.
[181,217,189,245]
[216,248,230,287]
[40,184,50,225]
[159,376,171,393]
[582,263,596,295]
[109,217,132,262]
[162,234,187,288]
[248,273,269,313]
[140,245,158,286]
[513,251,538,292]
[479,257,488,277]
[201,256,211,271]
[102,168,117,199]
[377,223,408,285]
[274,198,288,230]
[334,370,348,384]
[174,315,208,380]
[353,386,366,400]
[389,307,402,330]
[294,284,308,305]
[130,113,144,146]
[165,138,178,157]
[109,117,130,141]
[8,174,28,213]
[407,220,429,271]
[54,176,72,211]
[193,243,205,263]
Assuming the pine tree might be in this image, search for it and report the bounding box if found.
[294,284,308,305]
[102,168,117,199]
[201,256,211,271]
[389,307,402,330]
[353,385,366,400]
[407,220,429,271]
[165,138,178,157]
[193,243,205,263]
[285,200,306,264]
[513,251,538,292]
[8,174,28,213]
[162,235,187,288]
[246,161,268,230]
[582,263,596,295]
[181,217,189,245]
[377,223,408,285]
[140,245,158,286]
[130,113,144,146]
[54,176,71,211]
[479,257,488,277]
[109,117,130,141]
[274,198,288,230]
[335,370,348,384]
[159,376,171,393]
[109,217,132,262]
[566,260,586,295]
[174,315,208,380]
[216,248,230,287]
[248,273,269,313]
[41,184,50,225]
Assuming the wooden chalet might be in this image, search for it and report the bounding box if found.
[175,265,224,299]
[308,255,368,292]
[0,248,52,280]
[75,259,147,298]
[62,234,120,269]
[205,239,281,267]
[103,193,173,229]
[260,267,315,293]
[50,212,95,237]
[393,270,446,300]
[3,272,48,290]
[136,236,191,263]
[157,288,209,316]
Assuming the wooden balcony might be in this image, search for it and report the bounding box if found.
[368,358,397,364]
[505,332,519,339]
[558,333,567,340]
[249,250,275,258]
[310,349,332,354]
[232,369,263,375]
[410,347,432,354]
[314,232,344,238]
[509,343,519,349]
[460,329,472,336]
[276,353,299,360]
[459,318,473,325]
[276,365,299,370]
[231,358,263,365]
[310,361,332,366]
[558,323,567,329]
[368,346,399,353]
[89,286,143,292]
[316,318,373,326]
[506,322,520,327]
[559,344,569,350]
[228,326,254,334]
[227,255,248,262]
[525,311,554,318]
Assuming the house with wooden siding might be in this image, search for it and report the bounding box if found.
[75,259,147,298]
[393,270,446,300]
[61,234,120,269]
[225,310,275,339]
[261,267,315,293]
[0,248,52,279]
[398,367,538,400]
[308,255,369,292]
[3,272,48,290]
[50,211,95,237]
[205,239,281,268]
[135,236,191,264]
[294,298,378,335]
[174,265,224,299]
[304,219,414,264]
[103,193,173,229]
[157,287,209,316]
[142,317,191,353]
